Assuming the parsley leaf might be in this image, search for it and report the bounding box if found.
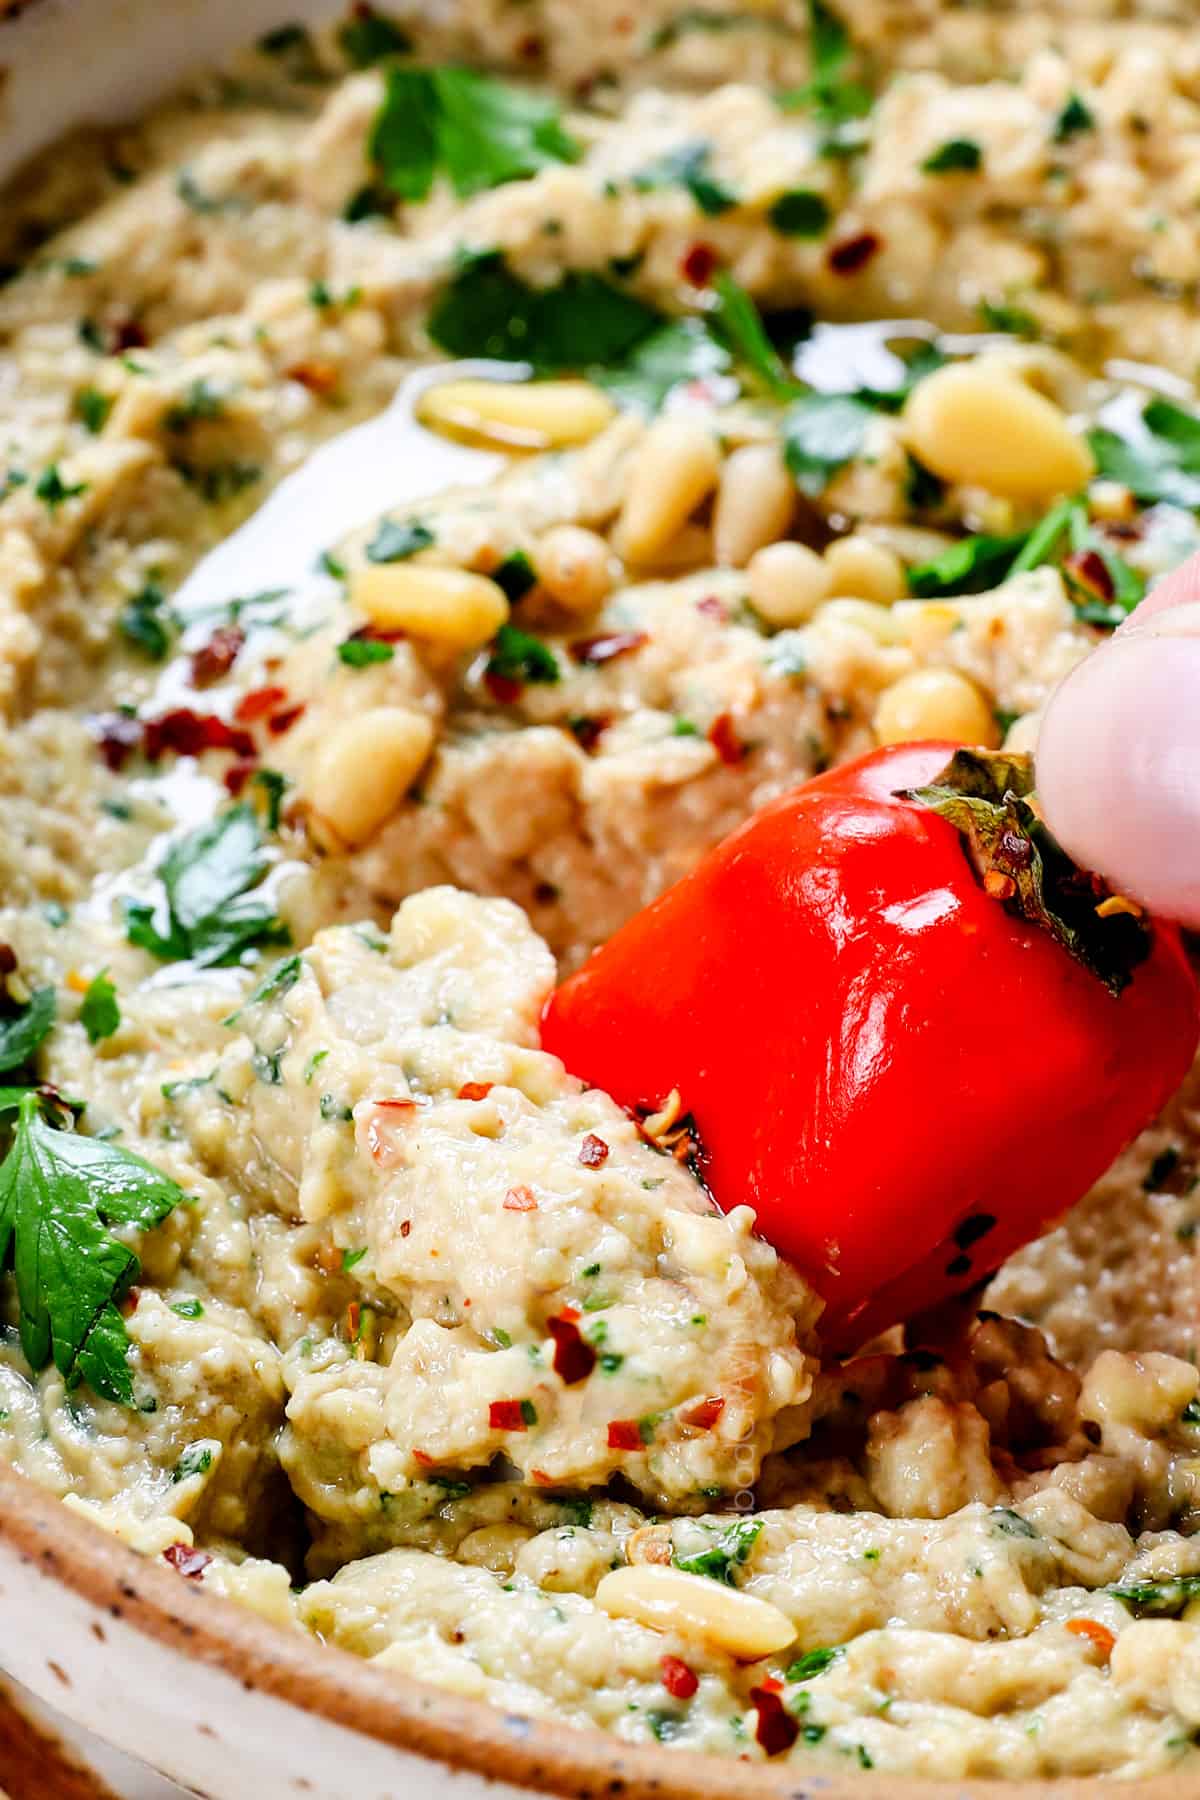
[784,391,875,495]
[80,971,120,1045]
[921,138,982,174]
[593,317,731,412]
[371,66,578,202]
[632,141,736,216]
[1089,398,1200,509]
[0,988,56,1076]
[119,579,175,661]
[711,270,798,400]
[768,188,831,237]
[429,253,662,369]
[1108,1574,1200,1618]
[124,805,288,969]
[486,625,559,685]
[907,531,1030,598]
[35,464,87,510]
[338,6,411,66]
[366,517,434,563]
[674,1517,763,1584]
[779,0,872,144]
[785,1646,843,1682]
[75,387,113,435]
[0,1090,185,1404]
[1053,93,1094,143]
[338,637,394,667]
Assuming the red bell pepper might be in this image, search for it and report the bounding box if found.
[542,744,1200,1349]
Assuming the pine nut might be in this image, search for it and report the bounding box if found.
[747,540,832,626]
[903,362,1094,501]
[535,525,614,612]
[874,667,999,747]
[819,598,905,642]
[595,1565,796,1657]
[824,533,906,604]
[613,418,721,564]
[713,443,796,568]
[308,706,434,850]
[350,565,508,651]
[415,378,616,452]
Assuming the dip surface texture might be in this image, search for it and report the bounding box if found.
[3,0,1200,1779]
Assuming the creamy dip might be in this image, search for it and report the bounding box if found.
[4,0,1200,1780]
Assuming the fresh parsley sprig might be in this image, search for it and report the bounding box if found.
[124,804,289,969]
[371,66,579,201]
[0,1090,185,1404]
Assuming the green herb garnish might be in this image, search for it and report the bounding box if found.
[371,66,578,202]
[80,971,120,1045]
[674,1517,763,1584]
[123,805,289,969]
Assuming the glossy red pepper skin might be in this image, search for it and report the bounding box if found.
[541,743,1200,1349]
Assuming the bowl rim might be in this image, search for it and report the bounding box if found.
[3,1462,1198,1800]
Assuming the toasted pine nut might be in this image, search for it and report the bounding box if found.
[535,525,614,612]
[713,443,796,568]
[824,533,906,604]
[819,598,905,643]
[351,565,508,651]
[903,362,1094,502]
[874,667,999,747]
[747,540,832,626]
[415,378,616,452]
[308,706,434,850]
[614,418,721,564]
[595,1565,795,1657]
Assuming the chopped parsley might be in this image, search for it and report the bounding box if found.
[35,464,87,511]
[75,386,113,435]
[119,579,175,662]
[778,0,873,150]
[1053,93,1095,143]
[1090,396,1200,509]
[171,1297,205,1319]
[342,1246,368,1271]
[173,1442,215,1481]
[79,971,120,1045]
[366,517,434,563]
[338,6,411,65]
[674,1517,763,1584]
[767,188,831,238]
[784,391,875,496]
[0,1090,186,1404]
[921,138,982,174]
[370,66,578,202]
[123,804,289,969]
[632,140,736,216]
[338,637,395,667]
[785,1646,843,1682]
[492,550,538,604]
[486,624,559,686]
[1108,1574,1200,1618]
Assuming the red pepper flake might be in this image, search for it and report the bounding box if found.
[235,685,288,724]
[457,1082,494,1102]
[113,318,147,352]
[267,703,305,737]
[489,1399,528,1433]
[190,625,245,688]
[411,1448,435,1468]
[142,709,255,762]
[548,1313,597,1385]
[516,32,543,59]
[708,712,746,765]
[607,1418,643,1451]
[531,1466,554,1485]
[93,712,144,771]
[578,1132,610,1169]
[223,759,255,797]
[400,1219,412,1238]
[1066,1619,1116,1660]
[759,1676,783,1694]
[660,1655,699,1700]
[681,242,717,288]
[503,1184,538,1212]
[569,631,648,666]
[119,1286,141,1318]
[162,1544,212,1581]
[286,360,339,396]
[484,670,523,706]
[827,231,881,276]
[695,595,728,622]
[346,1301,361,1342]
[750,1687,800,1756]
[679,1395,725,1431]
[1063,548,1115,603]
[568,715,610,754]
[376,1097,417,1111]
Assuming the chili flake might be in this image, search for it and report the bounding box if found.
[680,242,717,287]
[1066,1619,1115,1659]
[457,1082,494,1101]
[827,231,881,275]
[660,1655,698,1700]
[504,1184,538,1212]
[708,712,745,766]
[548,1313,597,1385]
[190,625,245,687]
[162,1544,213,1581]
[578,1133,609,1168]
[235,685,288,723]
[607,1418,643,1451]
[679,1395,725,1431]
[489,1399,528,1432]
[749,1686,800,1756]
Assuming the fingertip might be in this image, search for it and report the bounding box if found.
[1038,626,1200,926]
